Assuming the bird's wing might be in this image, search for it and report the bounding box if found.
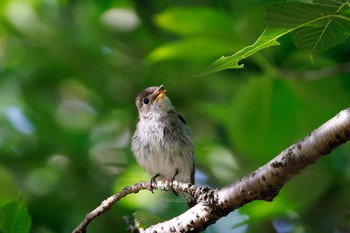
[177,114,186,125]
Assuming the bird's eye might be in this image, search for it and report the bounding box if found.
[143,97,150,105]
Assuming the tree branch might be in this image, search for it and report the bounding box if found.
[280,62,350,80]
[72,181,212,233]
[140,107,350,232]
[73,107,350,233]
[72,182,148,233]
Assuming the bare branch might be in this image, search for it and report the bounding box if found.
[218,107,350,207]
[72,180,210,233]
[72,182,148,233]
[142,108,350,232]
[280,62,350,80]
[73,108,350,233]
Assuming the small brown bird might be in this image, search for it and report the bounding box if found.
[131,85,195,207]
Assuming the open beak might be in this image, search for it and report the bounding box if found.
[152,85,166,102]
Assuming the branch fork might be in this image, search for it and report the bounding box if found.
[73,107,350,233]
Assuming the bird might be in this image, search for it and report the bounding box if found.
[131,85,195,207]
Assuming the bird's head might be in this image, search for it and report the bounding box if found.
[135,85,174,118]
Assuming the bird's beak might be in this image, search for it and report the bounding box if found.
[153,85,166,102]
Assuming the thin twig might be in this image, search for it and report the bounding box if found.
[72,180,208,233]
[123,216,140,233]
[280,62,350,80]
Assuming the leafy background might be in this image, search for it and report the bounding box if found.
[0,0,350,233]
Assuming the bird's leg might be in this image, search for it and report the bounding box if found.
[149,173,159,194]
[169,169,179,196]
[166,169,178,188]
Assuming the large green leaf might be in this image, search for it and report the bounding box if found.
[0,199,31,233]
[146,36,243,63]
[228,78,301,162]
[202,1,350,75]
[292,17,350,52]
[263,2,338,29]
[227,76,350,162]
[148,7,240,64]
[266,1,350,53]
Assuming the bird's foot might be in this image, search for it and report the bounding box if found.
[164,169,179,189]
[149,174,159,194]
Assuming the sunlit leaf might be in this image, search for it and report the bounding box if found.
[154,7,234,36]
[0,166,19,206]
[200,28,283,75]
[133,210,165,228]
[149,7,240,64]
[146,37,243,63]
[0,199,32,233]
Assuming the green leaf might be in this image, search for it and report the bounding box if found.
[0,166,20,207]
[228,78,301,161]
[200,28,283,75]
[292,17,350,52]
[154,7,234,36]
[148,7,240,64]
[265,1,350,53]
[202,1,350,75]
[227,76,350,163]
[146,36,243,63]
[263,2,337,29]
[0,199,32,233]
[133,210,165,228]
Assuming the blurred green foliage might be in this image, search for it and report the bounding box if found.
[0,0,350,233]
